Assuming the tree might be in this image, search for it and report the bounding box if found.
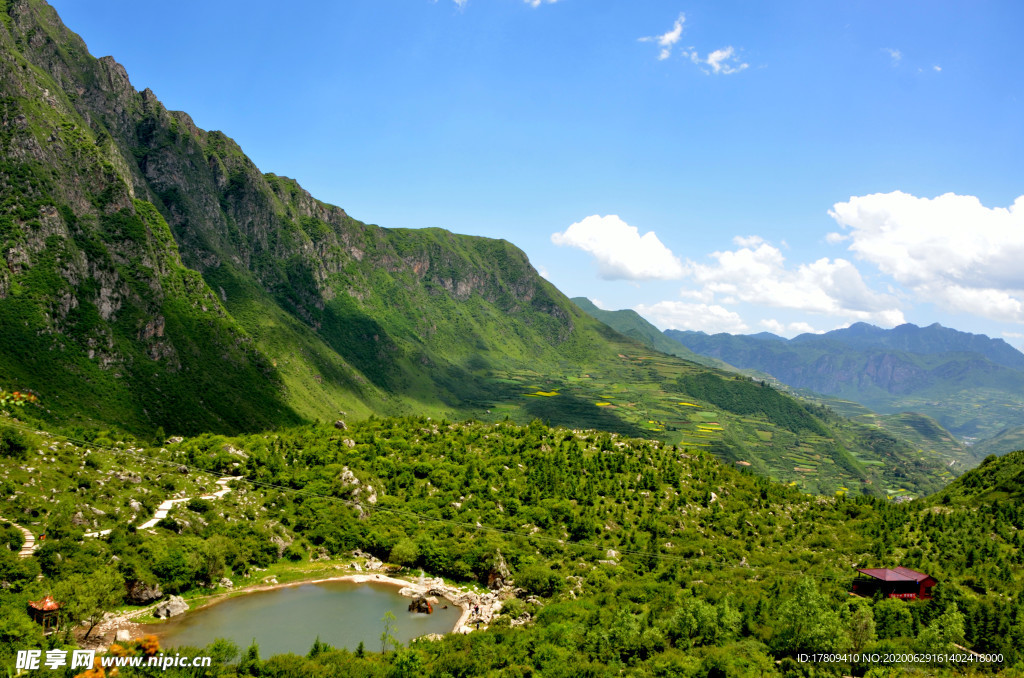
[389,538,420,569]
[848,602,877,653]
[54,568,125,640]
[238,640,261,676]
[391,649,425,677]
[873,598,914,639]
[916,603,966,653]
[380,610,399,654]
[775,577,849,654]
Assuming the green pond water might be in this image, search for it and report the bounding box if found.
[150,581,462,657]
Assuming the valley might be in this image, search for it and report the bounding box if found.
[0,0,1022,675]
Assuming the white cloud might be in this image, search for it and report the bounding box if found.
[883,47,902,65]
[933,65,942,72]
[681,239,905,326]
[732,235,763,248]
[524,0,558,6]
[590,298,608,310]
[681,45,749,75]
[635,301,749,334]
[639,13,685,61]
[551,214,686,280]
[829,192,1024,322]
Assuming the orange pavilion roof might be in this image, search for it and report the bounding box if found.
[28,595,60,611]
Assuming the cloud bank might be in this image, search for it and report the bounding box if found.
[829,191,1024,322]
[551,214,686,280]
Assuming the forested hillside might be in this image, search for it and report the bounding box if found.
[1,417,1021,675]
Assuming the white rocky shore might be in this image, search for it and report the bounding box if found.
[89,553,520,649]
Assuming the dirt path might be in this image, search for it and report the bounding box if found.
[2,518,38,559]
[86,477,233,538]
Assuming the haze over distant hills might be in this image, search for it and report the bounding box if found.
[665,322,1024,451]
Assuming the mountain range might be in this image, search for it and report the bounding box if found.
[0,0,985,498]
[665,322,1024,450]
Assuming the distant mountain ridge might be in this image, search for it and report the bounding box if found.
[665,322,1024,448]
[569,298,730,369]
[795,322,1024,372]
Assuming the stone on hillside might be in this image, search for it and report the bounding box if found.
[115,630,132,642]
[333,420,348,430]
[219,578,234,588]
[415,633,444,642]
[127,581,163,605]
[153,595,188,619]
[487,550,511,590]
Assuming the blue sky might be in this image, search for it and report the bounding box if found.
[48,1,1024,345]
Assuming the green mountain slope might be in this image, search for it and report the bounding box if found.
[0,0,623,434]
[928,448,1024,505]
[570,297,729,368]
[666,324,1024,449]
[0,0,967,497]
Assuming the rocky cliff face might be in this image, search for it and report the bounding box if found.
[0,0,594,435]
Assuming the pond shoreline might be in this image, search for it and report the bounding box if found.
[92,569,502,649]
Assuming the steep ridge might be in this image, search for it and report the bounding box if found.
[0,0,619,435]
[666,324,1024,448]
[0,1,968,498]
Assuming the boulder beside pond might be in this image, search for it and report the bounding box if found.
[153,595,188,619]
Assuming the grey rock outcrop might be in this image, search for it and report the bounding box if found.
[126,580,163,605]
[153,595,188,619]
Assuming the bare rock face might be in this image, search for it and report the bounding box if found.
[126,580,163,605]
[487,550,512,590]
[153,595,188,619]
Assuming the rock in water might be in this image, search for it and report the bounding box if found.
[408,595,433,614]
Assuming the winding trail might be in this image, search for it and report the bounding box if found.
[85,477,233,537]
[3,519,38,559]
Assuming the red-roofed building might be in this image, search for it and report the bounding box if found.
[852,567,937,600]
[27,595,61,632]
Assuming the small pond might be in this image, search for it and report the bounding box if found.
[148,581,461,657]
